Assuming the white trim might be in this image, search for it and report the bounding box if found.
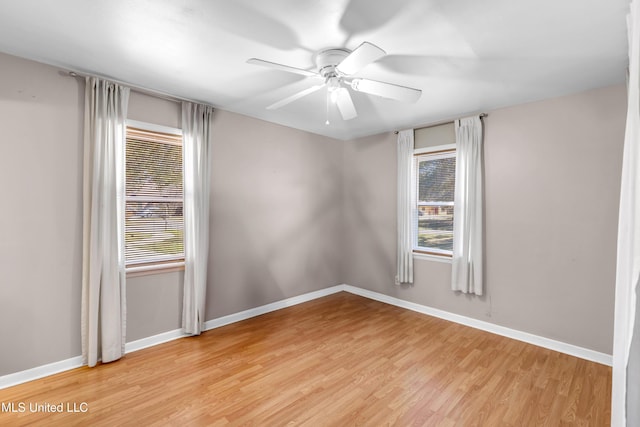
[413,245,452,257]
[0,283,612,390]
[125,328,188,354]
[413,252,452,263]
[342,285,612,366]
[124,287,346,349]
[124,286,347,353]
[126,119,182,135]
[417,201,455,207]
[412,148,456,256]
[126,261,185,274]
[0,356,84,390]
[414,143,456,155]
[0,286,345,390]
[203,286,345,330]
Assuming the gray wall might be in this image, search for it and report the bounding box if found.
[343,84,626,354]
[207,110,344,317]
[0,53,84,376]
[0,50,626,377]
[0,53,344,375]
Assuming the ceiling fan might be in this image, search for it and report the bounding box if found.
[247,42,422,122]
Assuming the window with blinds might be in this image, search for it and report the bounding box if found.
[414,149,456,255]
[125,126,184,267]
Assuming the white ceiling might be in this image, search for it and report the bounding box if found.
[0,0,630,140]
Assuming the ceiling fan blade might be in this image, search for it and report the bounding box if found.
[335,88,357,120]
[267,84,325,110]
[247,58,318,77]
[336,42,386,75]
[349,78,421,103]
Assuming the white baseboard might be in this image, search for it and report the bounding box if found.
[0,286,346,390]
[125,328,188,354]
[0,330,189,390]
[342,284,612,366]
[0,283,611,390]
[203,285,345,330]
[0,356,84,390]
[127,286,347,353]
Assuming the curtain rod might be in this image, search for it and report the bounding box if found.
[393,113,487,134]
[67,71,215,108]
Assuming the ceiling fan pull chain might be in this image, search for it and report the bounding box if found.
[325,89,330,125]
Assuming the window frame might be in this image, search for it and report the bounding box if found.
[125,119,185,276]
[413,143,456,262]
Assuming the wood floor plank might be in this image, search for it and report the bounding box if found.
[0,292,611,426]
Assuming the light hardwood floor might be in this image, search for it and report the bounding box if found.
[0,292,611,426]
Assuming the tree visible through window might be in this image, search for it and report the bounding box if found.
[125,126,184,267]
[415,150,456,255]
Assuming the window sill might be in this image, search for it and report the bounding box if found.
[413,252,452,264]
[126,261,185,278]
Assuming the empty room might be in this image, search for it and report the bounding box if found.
[0,0,638,425]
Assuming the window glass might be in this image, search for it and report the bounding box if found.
[125,126,184,267]
[415,151,456,254]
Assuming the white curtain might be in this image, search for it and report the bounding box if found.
[452,116,484,295]
[182,102,214,335]
[612,1,640,425]
[81,77,130,367]
[396,129,414,285]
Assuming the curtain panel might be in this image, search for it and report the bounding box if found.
[451,116,484,295]
[182,102,214,335]
[612,1,640,425]
[81,77,130,367]
[396,129,414,285]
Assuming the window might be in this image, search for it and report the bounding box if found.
[125,122,184,272]
[413,147,456,257]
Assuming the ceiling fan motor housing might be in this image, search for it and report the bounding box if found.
[315,48,350,79]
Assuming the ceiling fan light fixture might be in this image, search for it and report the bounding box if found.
[327,76,341,103]
[327,76,341,91]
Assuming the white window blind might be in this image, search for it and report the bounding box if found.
[414,150,456,255]
[125,126,184,266]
